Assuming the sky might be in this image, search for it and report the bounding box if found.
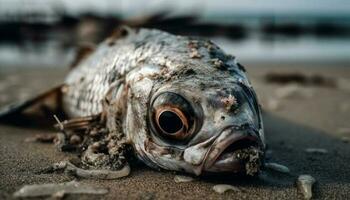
[1,0,350,17]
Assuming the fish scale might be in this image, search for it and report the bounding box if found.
[63,29,172,117]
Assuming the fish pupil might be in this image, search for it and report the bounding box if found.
[158,111,183,134]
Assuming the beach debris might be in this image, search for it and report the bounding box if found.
[296,174,316,200]
[264,162,290,174]
[174,175,195,183]
[13,180,108,198]
[50,160,130,179]
[24,133,57,143]
[213,184,241,194]
[265,72,336,87]
[305,148,328,154]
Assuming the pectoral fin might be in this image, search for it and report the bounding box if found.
[0,84,66,123]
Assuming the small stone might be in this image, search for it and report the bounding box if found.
[174,175,194,183]
[213,184,241,194]
[305,148,328,154]
[297,174,316,200]
[13,180,108,198]
[265,162,290,174]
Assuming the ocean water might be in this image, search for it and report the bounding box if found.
[0,33,349,69]
[0,0,349,68]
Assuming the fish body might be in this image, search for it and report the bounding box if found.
[3,28,266,176]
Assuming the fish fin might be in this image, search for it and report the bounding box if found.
[53,114,103,133]
[0,84,66,123]
[69,43,95,69]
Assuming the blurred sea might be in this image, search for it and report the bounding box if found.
[0,0,349,68]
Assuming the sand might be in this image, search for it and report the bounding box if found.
[0,63,350,199]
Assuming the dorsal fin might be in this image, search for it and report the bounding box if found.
[69,43,95,69]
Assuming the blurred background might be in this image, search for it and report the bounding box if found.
[0,0,349,68]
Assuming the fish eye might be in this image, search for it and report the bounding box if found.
[150,92,199,141]
[155,107,188,137]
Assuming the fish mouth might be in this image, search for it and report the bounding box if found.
[203,126,263,174]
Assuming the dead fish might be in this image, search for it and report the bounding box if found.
[0,28,265,176]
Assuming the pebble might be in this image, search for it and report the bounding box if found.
[296,174,316,200]
[265,162,290,174]
[213,184,241,194]
[305,148,328,154]
[13,180,108,198]
[174,175,194,183]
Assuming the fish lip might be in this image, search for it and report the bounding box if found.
[203,125,262,172]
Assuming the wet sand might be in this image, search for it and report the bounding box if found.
[0,64,350,199]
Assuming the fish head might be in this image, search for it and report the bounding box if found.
[125,65,265,176]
